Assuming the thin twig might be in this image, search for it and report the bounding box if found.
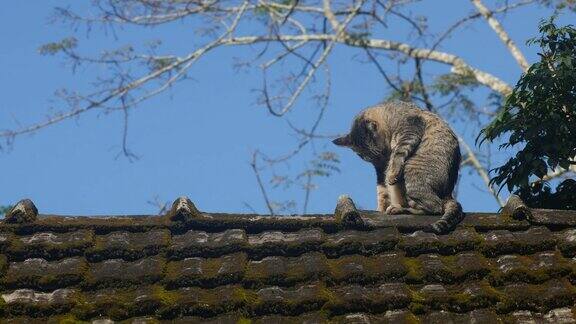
[302,172,312,214]
[250,151,275,215]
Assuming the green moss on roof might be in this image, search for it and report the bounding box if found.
[0,205,575,321]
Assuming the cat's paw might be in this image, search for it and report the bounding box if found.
[385,205,405,215]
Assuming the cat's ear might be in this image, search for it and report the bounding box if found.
[333,134,352,147]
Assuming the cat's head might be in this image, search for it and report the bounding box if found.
[333,112,388,164]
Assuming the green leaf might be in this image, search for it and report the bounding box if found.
[478,16,576,209]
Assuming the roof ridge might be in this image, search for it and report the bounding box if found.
[2,195,576,235]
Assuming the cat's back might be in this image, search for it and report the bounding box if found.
[361,101,422,130]
[418,110,459,151]
[367,101,455,136]
[370,101,459,155]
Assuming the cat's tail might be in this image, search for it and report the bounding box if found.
[425,198,464,234]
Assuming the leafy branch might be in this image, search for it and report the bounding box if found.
[480,17,576,209]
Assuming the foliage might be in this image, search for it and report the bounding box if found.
[480,17,576,209]
[432,73,479,96]
[541,0,576,12]
[298,151,341,180]
[269,151,340,214]
[385,70,481,121]
[38,37,78,55]
[520,179,576,209]
[254,0,296,16]
[0,205,12,217]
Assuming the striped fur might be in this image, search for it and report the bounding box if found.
[333,101,463,234]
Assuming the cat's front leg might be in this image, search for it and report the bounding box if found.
[376,184,389,212]
[385,116,424,215]
[375,165,390,212]
[386,114,424,185]
[385,182,407,214]
[386,157,404,186]
[385,158,407,214]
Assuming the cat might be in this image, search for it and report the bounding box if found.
[333,101,463,234]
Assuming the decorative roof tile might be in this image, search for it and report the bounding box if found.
[0,196,576,322]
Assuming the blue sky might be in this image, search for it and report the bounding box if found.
[0,1,571,216]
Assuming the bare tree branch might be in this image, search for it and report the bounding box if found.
[431,0,534,53]
[541,166,576,182]
[2,1,249,141]
[225,34,514,95]
[3,5,516,143]
[147,195,170,215]
[471,0,530,71]
[261,0,365,116]
[459,135,505,207]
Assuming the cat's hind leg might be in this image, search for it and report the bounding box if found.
[387,194,442,215]
[405,183,443,215]
[385,169,444,215]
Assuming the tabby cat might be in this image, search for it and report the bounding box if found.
[333,101,463,234]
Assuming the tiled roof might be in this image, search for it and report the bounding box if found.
[1,196,576,323]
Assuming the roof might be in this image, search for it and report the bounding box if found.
[1,195,576,323]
